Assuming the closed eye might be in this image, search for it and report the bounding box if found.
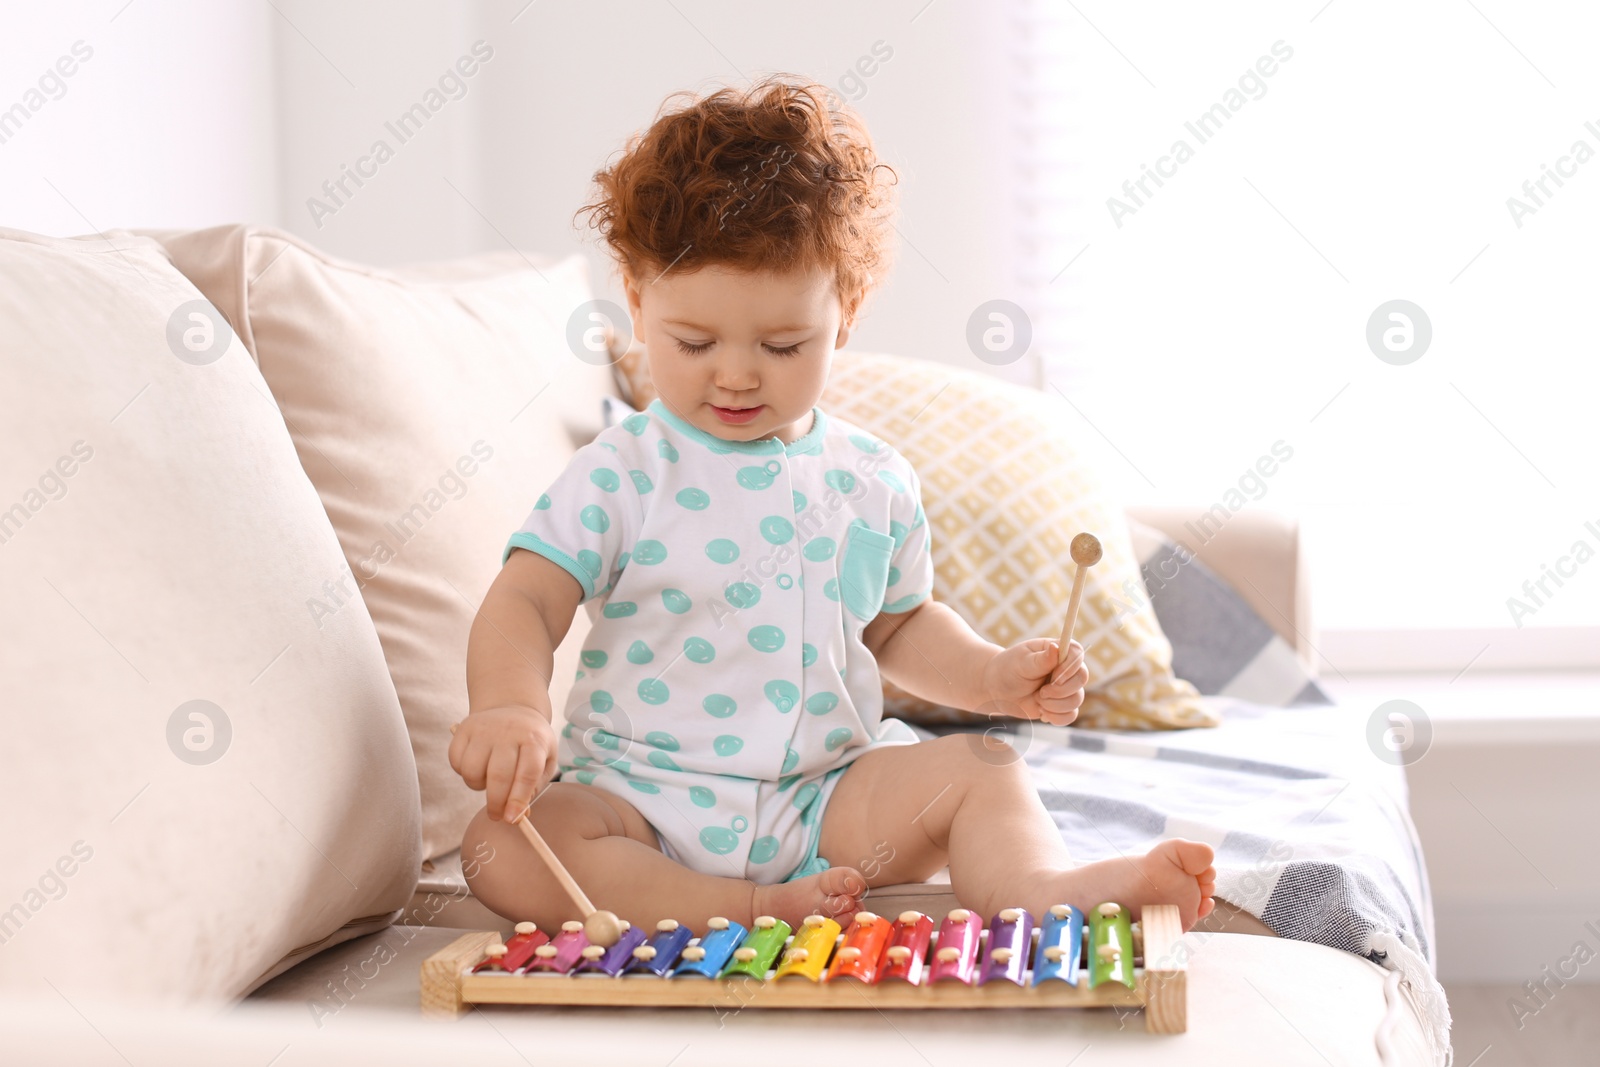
[672,338,803,358]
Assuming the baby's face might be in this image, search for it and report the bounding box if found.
[622,262,848,445]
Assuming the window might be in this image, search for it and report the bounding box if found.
[1014,0,1600,668]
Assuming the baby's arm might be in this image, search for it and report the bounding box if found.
[451,549,584,822]
[864,599,1087,721]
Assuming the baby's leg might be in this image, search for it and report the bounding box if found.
[461,782,865,931]
[818,735,1217,929]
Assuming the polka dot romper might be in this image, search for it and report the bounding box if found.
[503,397,934,884]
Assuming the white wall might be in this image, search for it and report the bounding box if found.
[5,0,1027,380]
[0,0,278,234]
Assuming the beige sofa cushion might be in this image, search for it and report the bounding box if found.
[153,226,615,858]
[0,926,1439,1065]
[0,227,421,1000]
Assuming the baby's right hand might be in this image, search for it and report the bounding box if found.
[448,706,559,823]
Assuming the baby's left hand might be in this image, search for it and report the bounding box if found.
[980,638,1089,726]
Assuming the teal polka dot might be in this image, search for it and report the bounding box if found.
[576,549,602,580]
[849,434,883,454]
[561,723,574,739]
[579,504,610,533]
[823,577,839,602]
[793,490,807,513]
[589,730,621,751]
[571,755,594,767]
[601,758,630,774]
[676,487,710,510]
[648,750,681,772]
[706,539,740,564]
[805,692,839,715]
[726,581,760,609]
[777,772,800,791]
[824,469,857,494]
[749,835,780,863]
[627,779,661,795]
[600,442,618,453]
[793,781,820,811]
[765,679,799,713]
[713,735,744,756]
[575,668,585,681]
[590,690,614,713]
[776,573,793,589]
[629,469,655,493]
[748,625,785,652]
[684,637,716,664]
[759,516,795,545]
[621,412,649,436]
[888,566,901,586]
[825,728,855,752]
[689,785,716,808]
[590,468,621,492]
[890,519,909,547]
[632,539,668,565]
[700,826,740,855]
[662,589,692,613]
[581,649,608,669]
[803,537,836,562]
[619,551,631,569]
[645,731,680,751]
[534,493,551,510]
[637,678,669,704]
[802,643,818,667]
[737,462,781,490]
[877,470,907,493]
[781,748,800,773]
[603,600,637,618]
[703,693,737,718]
[575,769,597,785]
[627,640,654,664]
[658,439,679,462]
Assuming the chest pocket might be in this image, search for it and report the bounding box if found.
[839,524,896,622]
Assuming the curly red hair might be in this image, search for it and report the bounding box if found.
[574,74,899,328]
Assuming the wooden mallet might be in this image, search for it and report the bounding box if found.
[450,721,624,946]
[1055,532,1102,675]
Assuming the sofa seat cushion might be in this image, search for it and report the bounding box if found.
[221,924,1430,1065]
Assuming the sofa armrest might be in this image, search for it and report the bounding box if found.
[1124,505,1316,677]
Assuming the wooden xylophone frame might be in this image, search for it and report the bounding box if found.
[420,904,1186,1033]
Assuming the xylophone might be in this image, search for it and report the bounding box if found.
[420,901,1187,1032]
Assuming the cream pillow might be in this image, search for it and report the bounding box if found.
[155,226,616,857]
[0,227,421,1001]
[613,344,1215,729]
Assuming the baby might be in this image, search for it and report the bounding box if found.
[453,76,1216,934]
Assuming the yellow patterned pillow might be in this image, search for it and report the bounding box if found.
[610,343,1216,729]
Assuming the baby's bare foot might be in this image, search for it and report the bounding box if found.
[1046,839,1217,931]
[752,866,866,928]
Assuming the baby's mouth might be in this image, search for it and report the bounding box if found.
[713,403,761,422]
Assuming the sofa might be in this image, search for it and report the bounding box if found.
[0,224,1441,1065]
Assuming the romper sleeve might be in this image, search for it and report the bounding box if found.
[502,439,642,604]
[881,454,934,613]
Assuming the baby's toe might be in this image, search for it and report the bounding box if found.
[1171,839,1215,876]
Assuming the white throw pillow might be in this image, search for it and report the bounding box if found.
[0,227,422,1001]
